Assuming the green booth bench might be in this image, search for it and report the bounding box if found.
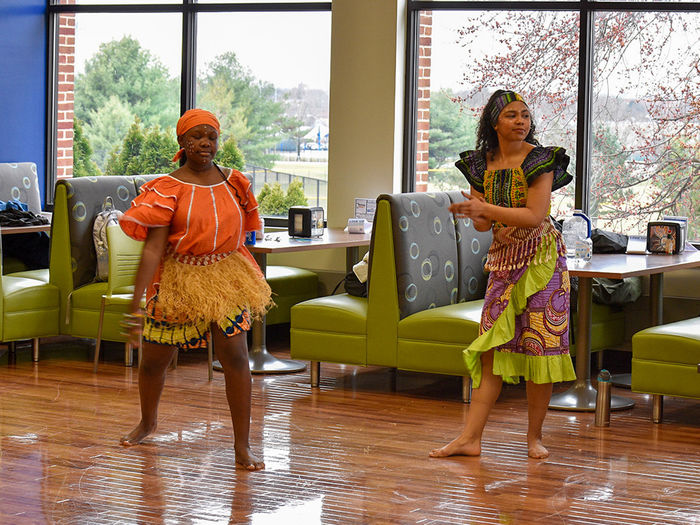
[632,316,700,422]
[291,191,629,401]
[0,162,59,360]
[50,175,160,364]
[291,191,492,401]
[265,265,318,326]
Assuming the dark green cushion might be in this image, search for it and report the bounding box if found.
[265,265,318,325]
[266,265,318,295]
[70,282,109,309]
[398,300,483,344]
[3,257,29,274]
[632,317,700,365]
[291,294,368,334]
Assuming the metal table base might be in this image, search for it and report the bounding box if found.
[549,275,634,411]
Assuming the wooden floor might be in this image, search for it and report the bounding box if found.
[1,332,699,524]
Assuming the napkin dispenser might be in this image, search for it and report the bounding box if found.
[646,221,685,254]
[288,206,324,238]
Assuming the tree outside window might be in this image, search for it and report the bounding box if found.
[417,9,699,240]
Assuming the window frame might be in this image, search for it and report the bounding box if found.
[45,0,332,215]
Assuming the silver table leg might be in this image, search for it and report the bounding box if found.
[213,251,306,374]
[549,275,634,411]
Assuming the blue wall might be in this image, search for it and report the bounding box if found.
[0,1,47,205]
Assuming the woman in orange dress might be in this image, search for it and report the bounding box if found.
[119,109,272,471]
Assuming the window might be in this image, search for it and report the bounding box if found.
[416,10,578,217]
[591,12,700,237]
[196,11,330,216]
[55,12,181,179]
[47,1,331,221]
[406,1,700,241]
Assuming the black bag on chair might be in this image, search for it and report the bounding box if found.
[331,271,368,298]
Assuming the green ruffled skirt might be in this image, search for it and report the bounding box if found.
[464,240,576,387]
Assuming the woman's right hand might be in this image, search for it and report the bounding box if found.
[122,310,144,347]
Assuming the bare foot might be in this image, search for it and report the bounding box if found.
[235,447,265,471]
[120,421,156,447]
[527,438,549,459]
[429,436,481,458]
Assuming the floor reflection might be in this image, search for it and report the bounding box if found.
[1,341,699,524]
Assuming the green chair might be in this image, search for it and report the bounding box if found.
[632,317,700,422]
[94,225,215,378]
[1,244,60,361]
[570,303,627,367]
[50,176,158,346]
[93,225,145,371]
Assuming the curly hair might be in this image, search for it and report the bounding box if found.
[475,90,538,160]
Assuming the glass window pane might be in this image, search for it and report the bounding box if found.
[418,10,579,219]
[413,0,562,3]
[54,1,180,4]
[197,12,331,217]
[56,13,181,179]
[591,12,700,240]
[597,0,698,3]
[198,0,328,3]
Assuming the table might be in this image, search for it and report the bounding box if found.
[0,223,51,235]
[213,228,372,374]
[549,249,700,411]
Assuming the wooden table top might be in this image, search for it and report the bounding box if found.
[247,228,372,255]
[568,249,700,279]
[0,223,51,235]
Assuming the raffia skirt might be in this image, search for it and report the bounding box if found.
[142,250,273,349]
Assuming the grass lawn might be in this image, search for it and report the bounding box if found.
[272,161,328,181]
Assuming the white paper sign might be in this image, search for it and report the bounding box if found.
[354,198,376,223]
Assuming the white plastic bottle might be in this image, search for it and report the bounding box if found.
[562,209,592,265]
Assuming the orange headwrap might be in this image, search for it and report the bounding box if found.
[172,109,221,162]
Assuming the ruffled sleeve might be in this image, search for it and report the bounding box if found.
[522,146,572,192]
[455,150,487,193]
[120,176,178,241]
[227,168,262,232]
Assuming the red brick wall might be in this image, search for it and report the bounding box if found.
[416,11,432,192]
[56,8,75,180]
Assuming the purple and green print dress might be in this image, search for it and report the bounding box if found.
[454,146,577,387]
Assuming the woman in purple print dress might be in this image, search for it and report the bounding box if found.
[430,90,576,459]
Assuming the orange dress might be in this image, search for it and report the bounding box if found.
[120,168,272,349]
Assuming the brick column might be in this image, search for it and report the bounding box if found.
[415,11,432,192]
[56,9,76,180]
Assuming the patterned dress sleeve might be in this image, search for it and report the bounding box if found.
[522,146,573,192]
[455,150,487,193]
[119,176,178,241]
[228,169,262,232]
